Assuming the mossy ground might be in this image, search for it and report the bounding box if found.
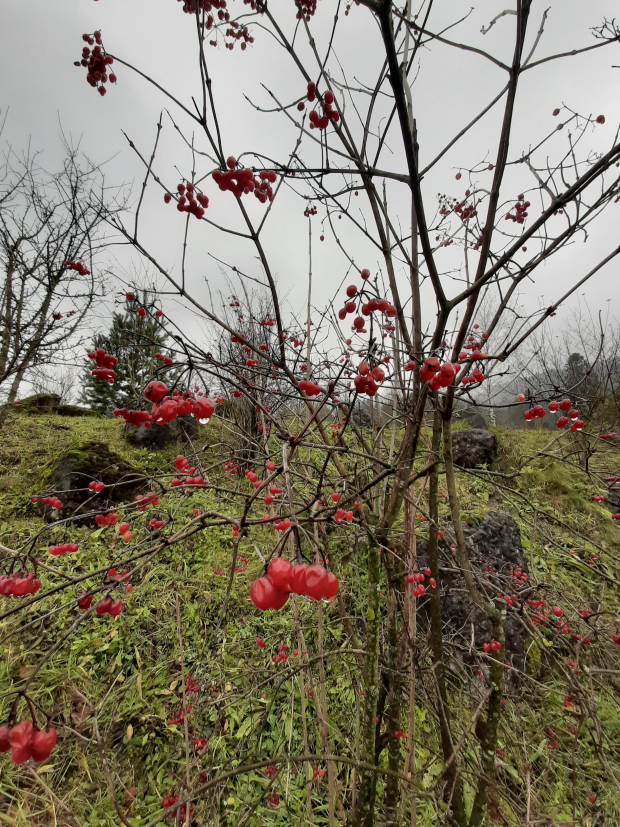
[0,409,619,825]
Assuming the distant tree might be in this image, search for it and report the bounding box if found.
[0,142,118,403]
[82,307,170,416]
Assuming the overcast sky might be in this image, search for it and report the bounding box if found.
[2,0,619,367]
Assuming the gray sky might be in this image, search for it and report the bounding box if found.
[2,0,619,361]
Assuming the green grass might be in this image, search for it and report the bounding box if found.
[1,409,620,825]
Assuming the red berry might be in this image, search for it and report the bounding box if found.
[267,558,293,592]
[289,564,308,595]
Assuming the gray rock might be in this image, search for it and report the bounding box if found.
[10,394,98,418]
[452,428,497,469]
[45,440,144,520]
[124,415,198,447]
[416,511,528,674]
[459,408,487,430]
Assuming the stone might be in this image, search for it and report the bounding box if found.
[124,415,198,447]
[416,511,528,675]
[9,394,98,418]
[45,440,143,520]
[459,408,486,430]
[451,428,497,469]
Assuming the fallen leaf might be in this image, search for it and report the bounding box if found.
[126,724,133,741]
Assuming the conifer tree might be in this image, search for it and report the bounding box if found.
[82,310,169,416]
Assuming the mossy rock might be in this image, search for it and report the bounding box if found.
[44,439,144,519]
[10,394,99,418]
[124,414,197,447]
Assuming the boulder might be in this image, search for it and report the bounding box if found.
[416,511,528,674]
[45,440,143,519]
[459,408,487,430]
[124,415,198,447]
[451,428,497,469]
[10,394,98,418]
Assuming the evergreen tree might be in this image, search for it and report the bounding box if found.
[82,311,171,415]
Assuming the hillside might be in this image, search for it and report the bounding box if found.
[1,402,620,826]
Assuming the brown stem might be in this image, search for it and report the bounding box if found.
[428,408,467,826]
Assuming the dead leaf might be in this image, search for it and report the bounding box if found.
[71,704,91,727]
[124,786,138,808]
[136,672,142,700]
[19,666,34,680]
[126,724,133,742]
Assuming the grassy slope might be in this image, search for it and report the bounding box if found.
[0,409,619,826]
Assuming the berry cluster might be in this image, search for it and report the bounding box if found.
[339,285,397,325]
[0,573,42,597]
[135,492,160,511]
[34,495,62,509]
[164,182,209,220]
[298,379,322,397]
[113,409,151,427]
[95,512,119,527]
[306,85,339,130]
[438,193,477,222]
[223,461,239,475]
[417,357,459,390]
[88,349,118,384]
[88,480,105,493]
[49,542,79,557]
[224,21,254,50]
[179,0,227,15]
[334,508,353,524]
[482,639,502,653]
[108,567,130,583]
[149,518,166,530]
[505,195,530,224]
[96,597,123,617]
[167,705,192,726]
[75,31,116,97]
[303,204,317,217]
[523,399,584,431]
[63,260,90,276]
[272,643,288,664]
[213,159,277,202]
[153,394,215,425]
[171,476,206,487]
[405,568,435,597]
[250,559,339,611]
[353,362,386,398]
[295,0,322,22]
[0,722,57,764]
[161,794,193,825]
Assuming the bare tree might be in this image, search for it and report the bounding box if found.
[3,5,620,827]
[0,141,117,403]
